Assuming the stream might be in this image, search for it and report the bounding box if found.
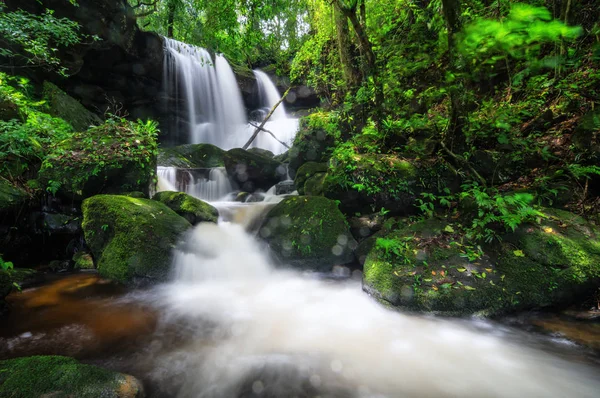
[2,207,600,398]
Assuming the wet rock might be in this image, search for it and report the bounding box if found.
[224,148,284,192]
[0,180,29,213]
[348,213,386,241]
[82,195,191,284]
[0,356,144,397]
[275,180,296,195]
[39,213,82,235]
[260,196,356,271]
[152,191,218,224]
[363,209,600,316]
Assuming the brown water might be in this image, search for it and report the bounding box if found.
[0,273,157,359]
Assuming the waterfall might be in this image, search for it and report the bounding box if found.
[249,70,300,155]
[163,38,247,148]
[157,166,233,202]
[148,220,600,398]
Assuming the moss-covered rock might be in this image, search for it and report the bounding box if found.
[42,81,102,131]
[363,209,600,316]
[0,94,21,122]
[158,143,226,168]
[39,118,157,200]
[224,148,284,192]
[152,191,218,224]
[288,112,339,173]
[73,251,95,269]
[0,179,29,212]
[294,162,328,195]
[0,355,144,398]
[259,196,356,271]
[82,195,190,284]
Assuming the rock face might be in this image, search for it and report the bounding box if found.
[39,118,157,200]
[4,0,165,133]
[158,143,226,168]
[152,191,218,224]
[0,355,144,398]
[223,148,285,192]
[0,180,29,213]
[363,209,600,316]
[288,114,339,173]
[82,195,190,284]
[260,196,356,271]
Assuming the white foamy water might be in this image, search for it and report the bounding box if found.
[157,166,234,202]
[147,221,600,398]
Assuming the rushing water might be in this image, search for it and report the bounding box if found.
[3,204,600,397]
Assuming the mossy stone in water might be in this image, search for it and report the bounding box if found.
[158,143,226,168]
[0,355,144,398]
[152,191,218,224]
[82,195,191,284]
[260,196,356,271]
[363,209,600,316]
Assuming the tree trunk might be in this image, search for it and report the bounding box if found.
[334,3,361,87]
[167,0,177,38]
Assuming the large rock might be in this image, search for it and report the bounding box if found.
[224,148,285,192]
[152,191,218,224]
[39,118,157,200]
[259,196,356,271]
[42,81,102,131]
[158,143,226,168]
[363,209,600,316]
[0,356,144,397]
[82,195,190,283]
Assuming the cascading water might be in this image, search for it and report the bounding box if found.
[157,166,234,202]
[249,70,299,155]
[139,215,600,398]
[163,38,248,148]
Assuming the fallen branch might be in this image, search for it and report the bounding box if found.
[439,140,487,187]
[248,122,290,149]
[243,87,291,150]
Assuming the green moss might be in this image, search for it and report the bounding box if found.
[42,82,102,131]
[158,143,226,168]
[82,195,190,283]
[289,112,340,172]
[304,172,327,196]
[260,196,355,271]
[294,162,328,195]
[73,251,95,269]
[152,191,218,224]
[0,356,142,398]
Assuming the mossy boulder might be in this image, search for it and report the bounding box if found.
[288,112,339,173]
[294,162,328,195]
[152,191,218,224]
[259,196,356,271]
[39,119,157,200]
[82,195,191,284]
[0,94,21,122]
[0,356,144,398]
[73,251,95,269]
[363,209,600,316]
[224,148,284,192]
[0,179,29,212]
[43,81,102,131]
[158,143,226,168]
